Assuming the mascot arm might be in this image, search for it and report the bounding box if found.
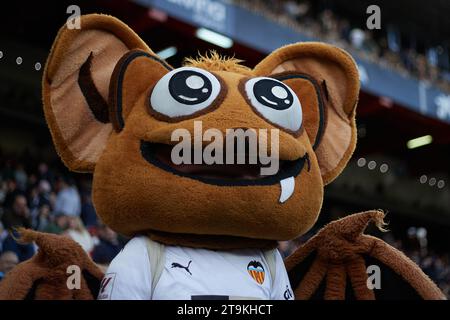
[0,229,103,300]
[285,211,446,300]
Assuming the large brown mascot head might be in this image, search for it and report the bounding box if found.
[43,14,359,249]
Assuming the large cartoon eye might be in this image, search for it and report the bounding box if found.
[244,77,302,132]
[149,67,221,120]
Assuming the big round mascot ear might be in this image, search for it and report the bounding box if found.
[42,14,152,172]
[253,42,360,185]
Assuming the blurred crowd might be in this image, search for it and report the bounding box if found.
[0,153,449,299]
[0,155,125,282]
[385,227,450,298]
[234,0,450,93]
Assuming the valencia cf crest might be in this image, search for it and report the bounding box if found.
[247,261,265,284]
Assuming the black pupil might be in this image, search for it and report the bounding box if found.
[169,70,212,105]
[253,79,293,110]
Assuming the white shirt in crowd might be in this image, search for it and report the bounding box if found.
[98,236,294,300]
[54,186,81,216]
[65,229,96,253]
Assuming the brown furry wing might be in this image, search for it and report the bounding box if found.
[0,229,103,300]
[285,211,446,300]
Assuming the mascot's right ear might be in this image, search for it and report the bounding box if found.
[42,14,153,172]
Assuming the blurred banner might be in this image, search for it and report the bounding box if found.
[135,0,450,125]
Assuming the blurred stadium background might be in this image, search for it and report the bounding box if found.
[0,0,449,297]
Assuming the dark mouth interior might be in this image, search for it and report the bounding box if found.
[140,141,308,186]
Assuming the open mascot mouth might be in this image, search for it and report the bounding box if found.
[140,141,310,203]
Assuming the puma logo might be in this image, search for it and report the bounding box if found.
[171,260,192,275]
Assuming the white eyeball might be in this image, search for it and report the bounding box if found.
[244,77,302,132]
[150,67,221,119]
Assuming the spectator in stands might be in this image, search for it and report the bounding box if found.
[0,251,19,281]
[92,224,122,265]
[361,31,379,58]
[43,211,68,235]
[1,160,15,182]
[64,216,95,253]
[28,180,52,229]
[81,192,98,229]
[2,179,19,209]
[1,230,35,262]
[401,48,419,74]
[14,164,27,192]
[0,222,7,253]
[1,194,31,230]
[35,204,51,232]
[28,187,40,222]
[283,0,303,21]
[422,256,438,280]
[278,241,297,258]
[54,176,81,217]
[0,179,7,206]
[37,162,53,183]
[349,28,365,50]
[37,180,51,207]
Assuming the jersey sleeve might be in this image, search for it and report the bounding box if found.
[97,236,152,300]
[270,249,294,300]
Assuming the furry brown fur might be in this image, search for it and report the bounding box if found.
[184,51,253,75]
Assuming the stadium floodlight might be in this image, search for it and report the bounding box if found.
[156,46,178,60]
[407,135,433,149]
[196,28,233,49]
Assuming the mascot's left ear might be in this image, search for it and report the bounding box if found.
[42,14,170,173]
[253,43,360,185]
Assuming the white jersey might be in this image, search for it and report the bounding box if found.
[98,236,294,300]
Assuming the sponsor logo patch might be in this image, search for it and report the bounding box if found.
[98,273,116,300]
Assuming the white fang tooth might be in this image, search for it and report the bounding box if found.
[279,177,295,203]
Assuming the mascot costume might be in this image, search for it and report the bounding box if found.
[0,14,445,300]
